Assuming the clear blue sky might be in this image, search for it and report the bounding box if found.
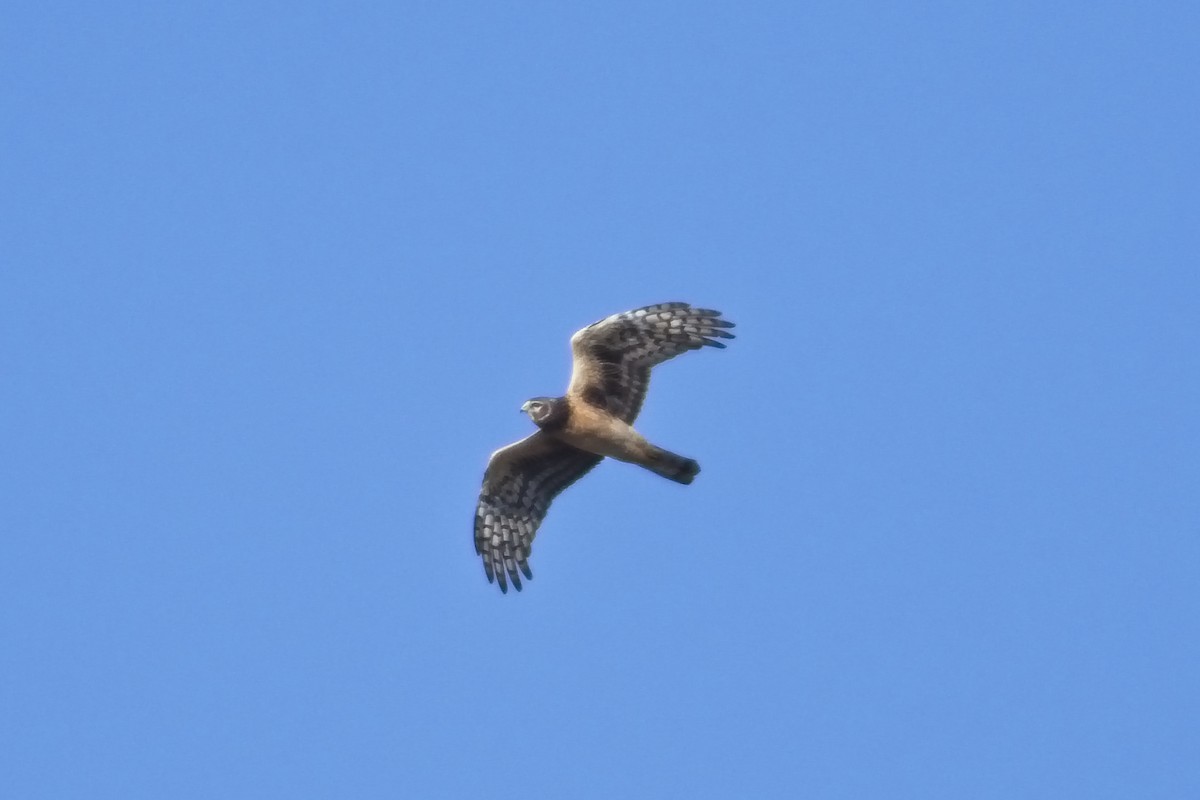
[2,2,1197,798]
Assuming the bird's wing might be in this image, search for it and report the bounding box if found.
[566,302,735,423]
[474,432,602,593]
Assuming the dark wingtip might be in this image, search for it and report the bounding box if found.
[702,339,728,349]
[519,561,533,580]
[506,564,523,592]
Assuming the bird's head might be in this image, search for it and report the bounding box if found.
[521,396,565,428]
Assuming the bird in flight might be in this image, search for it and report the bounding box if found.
[474,302,735,592]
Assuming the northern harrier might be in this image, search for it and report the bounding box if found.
[474,302,735,592]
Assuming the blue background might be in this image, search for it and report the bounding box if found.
[3,2,1197,797]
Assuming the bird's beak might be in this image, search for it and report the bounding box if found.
[519,401,530,414]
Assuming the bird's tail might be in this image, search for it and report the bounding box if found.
[643,446,700,485]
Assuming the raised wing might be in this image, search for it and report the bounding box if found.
[474,432,602,593]
[567,302,735,423]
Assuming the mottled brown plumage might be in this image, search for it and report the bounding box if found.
[474,302,735,592]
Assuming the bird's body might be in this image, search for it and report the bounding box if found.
[558,404,646,462]
[527,396,658,467]
[474,302,734,592]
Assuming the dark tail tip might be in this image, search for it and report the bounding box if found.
[649,449,700,485]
